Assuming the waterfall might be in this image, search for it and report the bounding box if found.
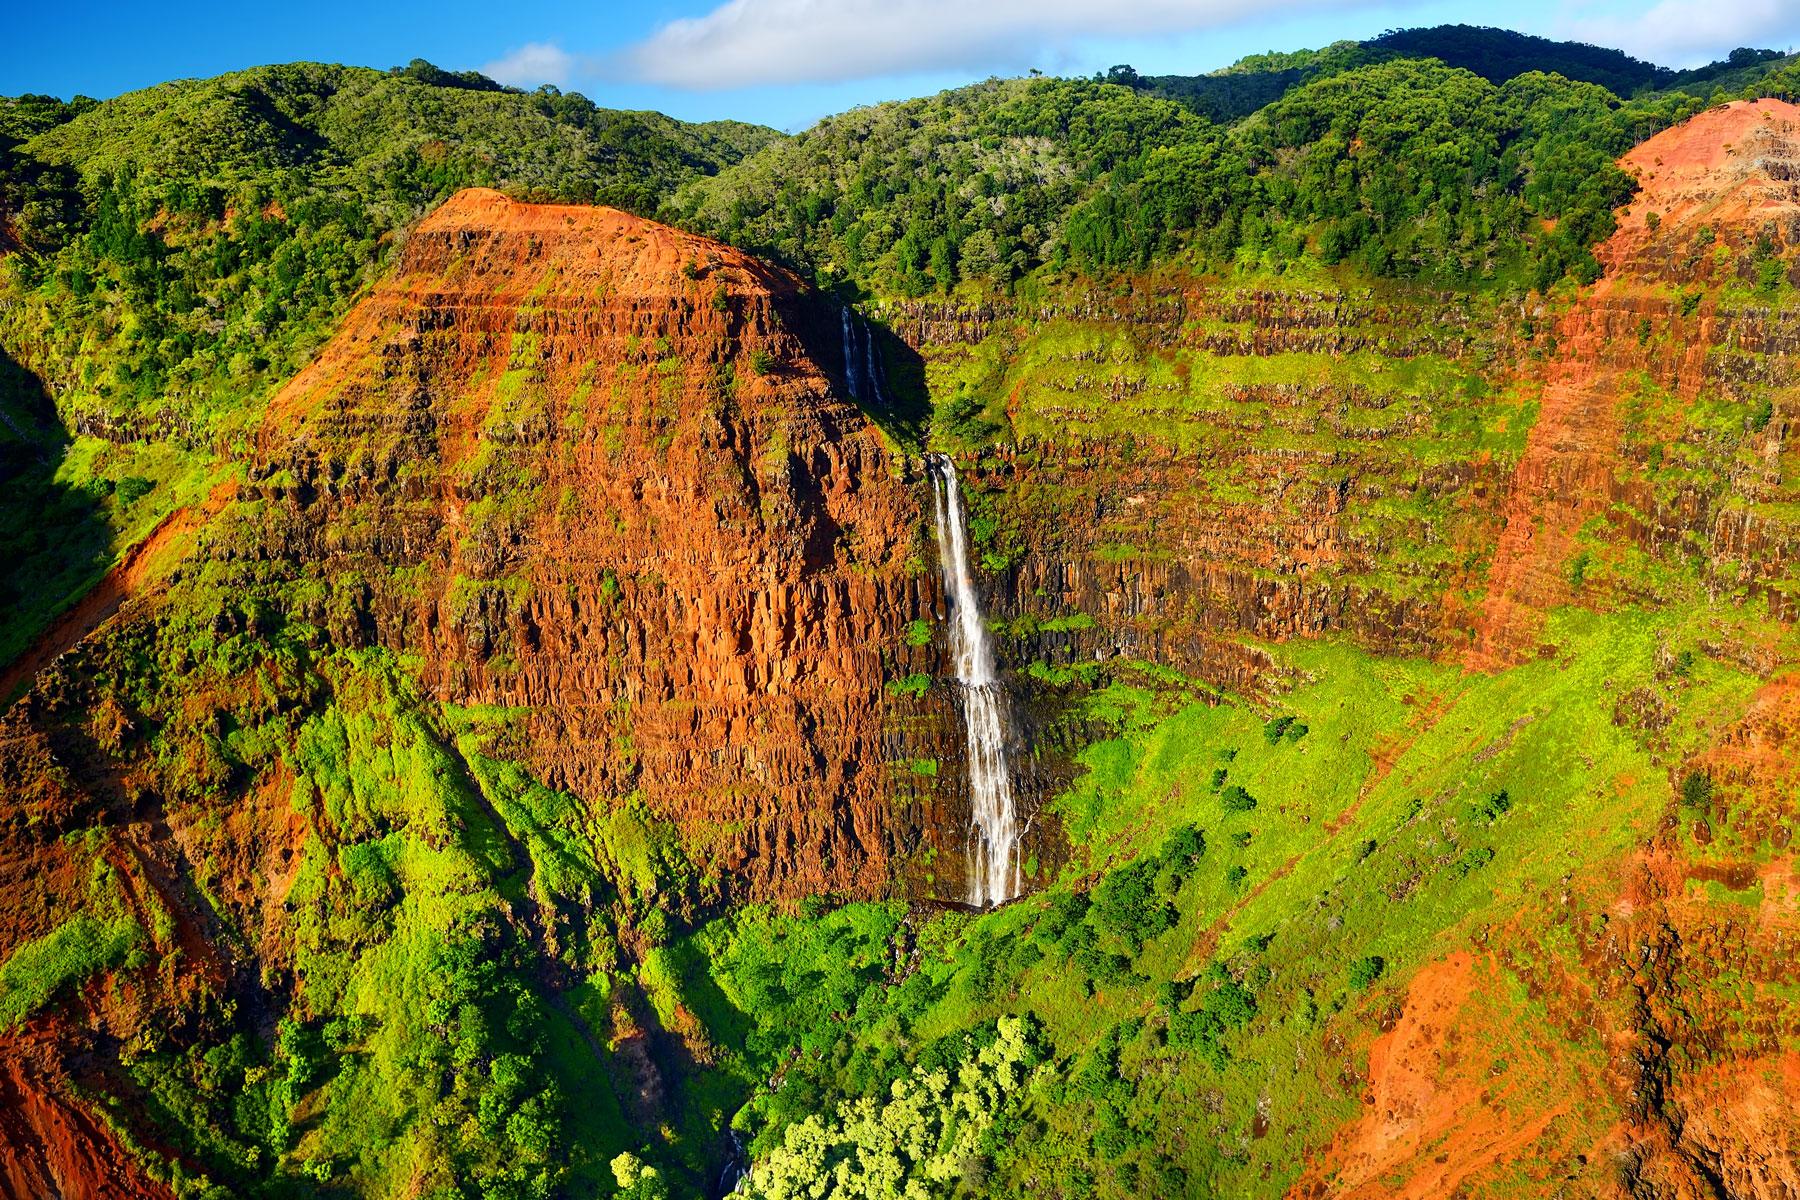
[927,453,1021,908]
[839,306,887,408]
[840,306,864,404]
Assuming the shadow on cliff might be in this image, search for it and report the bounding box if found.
[789,292,930,450]
[0,346,115,685]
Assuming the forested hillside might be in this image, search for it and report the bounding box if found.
[1123,27,1799,123]
[671,59,1709,295]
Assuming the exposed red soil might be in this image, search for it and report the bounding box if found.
[1606,99,1800,277]
[1469,100,1800,668]
[1290,953,1570,1200]
[1648,1052,1800,1198]
[1691,668,1800,845]
[0,1044,171,1200]
[1466,306,1625,667]
[251,187,927,898]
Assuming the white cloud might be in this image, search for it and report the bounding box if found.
[482,41,580,88]
[618,0,1375,90]
[1559,0,1798,67]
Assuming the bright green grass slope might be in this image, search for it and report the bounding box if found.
[655,600,1778,1199]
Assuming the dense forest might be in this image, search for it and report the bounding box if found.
[671,32,1798,298]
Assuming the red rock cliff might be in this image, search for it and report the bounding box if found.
[1473,99,1800,665]
[251,188,932,897]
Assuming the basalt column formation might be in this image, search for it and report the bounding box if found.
[249,188,931,897]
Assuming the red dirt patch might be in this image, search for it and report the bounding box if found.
[1632,1052,1800,1198]
[0,1047,171,1200]
[1468,101,1800,669]
[1291,953,1570,1199]
[1607,99,1800,274]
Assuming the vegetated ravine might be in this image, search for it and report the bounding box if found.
[1,39,1800,1200]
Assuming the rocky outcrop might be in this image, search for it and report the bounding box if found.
[1474,100,1800,665]
[244,188,937,898]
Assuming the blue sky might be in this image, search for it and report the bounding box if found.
[9,0,1797,131]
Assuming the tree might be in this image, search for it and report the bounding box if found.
[1348,955,1386,989]
[1093,859,1175,950]
[1221,785,1257,813]
[741,1015,1043,1199]
[611,1152,671,1200]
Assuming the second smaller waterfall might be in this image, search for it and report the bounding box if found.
[839,307,888,408]
[928,453,1021,908]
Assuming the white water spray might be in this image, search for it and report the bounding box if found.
[928,454,1021,908]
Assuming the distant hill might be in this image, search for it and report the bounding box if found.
[1367,25,1670,94]
[22,61,780,207]
[1121,24,1796,123]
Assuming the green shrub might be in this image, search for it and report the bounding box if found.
[1167,962,1258,1066]
[115,475,155,506]
[0,912,141,1029]
[1064,923,1132,982]
[1469,788,1511,823]
[1680,770,1713,810]
[1221,785,1257,813]
[1092,860,1175,951]
[1451,846,1495,878]
[1567,549,1592,591]
[1156,824,1206,891]
[1750,397,1775,432]
[1347,955,1386,989]
[885,672,931,697]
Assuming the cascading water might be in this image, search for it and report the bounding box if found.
[840,306,865,403]
[928,453,1021,908]
[839,306,887,408]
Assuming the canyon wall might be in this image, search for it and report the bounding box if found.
[245,188,945,898]
[896,101,1800,687]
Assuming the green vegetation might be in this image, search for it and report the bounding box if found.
[677,40,1773,296]
[0,911,140,1029]
[648,607,1768,1198]
[741,1015,1044,1199]
[3,21,1798,1200]
[0,61,777,665]
[1365,25,1673,94]
[672,76,1201,295]
[1123,29,1797,123]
